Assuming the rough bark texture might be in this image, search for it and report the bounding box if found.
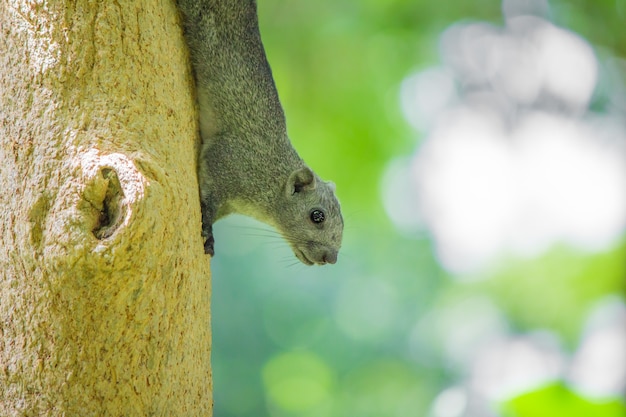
[0,1,212,415]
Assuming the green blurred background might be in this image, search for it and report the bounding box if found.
[209,0,626,416]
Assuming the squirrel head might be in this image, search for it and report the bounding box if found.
[274,166,343,265]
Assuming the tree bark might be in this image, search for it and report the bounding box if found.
[0,1,212,415]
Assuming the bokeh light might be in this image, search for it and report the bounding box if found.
[391,15,626,274]
[568,297,626,399]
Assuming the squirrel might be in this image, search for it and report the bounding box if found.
[176,0,343,265]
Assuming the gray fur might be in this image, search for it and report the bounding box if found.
[177,0,343,265]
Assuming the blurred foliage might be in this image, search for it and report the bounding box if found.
[482,243,626,345]
[501,384,626,417]
[553,0,626,56]
[209,1,626,416]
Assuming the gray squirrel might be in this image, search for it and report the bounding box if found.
[176,0,343,265]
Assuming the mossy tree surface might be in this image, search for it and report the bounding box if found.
[0,1,212,415]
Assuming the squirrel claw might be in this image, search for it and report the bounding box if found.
[204,234,215,256]
[201,217,215,256]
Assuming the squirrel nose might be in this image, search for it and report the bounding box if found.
[322,250,338,264]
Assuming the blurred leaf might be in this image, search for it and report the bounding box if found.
[338,359,435,417]
[501,383,626,417]
[553,0,626,57]
[262,351,336,413]
[483,242,626,344]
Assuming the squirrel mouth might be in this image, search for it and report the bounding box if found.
[293,248,315,266]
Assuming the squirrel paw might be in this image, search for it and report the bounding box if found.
[203,233,215,256]
[201,202,215,256]
[202,223,215,256]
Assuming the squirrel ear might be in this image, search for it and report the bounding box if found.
[287,167,316,195]
[327,181,336,192]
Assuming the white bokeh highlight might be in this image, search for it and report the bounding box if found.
[469,332,565,401]
[385,15,626,274]
[568,297,626,399]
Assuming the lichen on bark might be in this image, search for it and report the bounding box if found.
[0,1,212,415]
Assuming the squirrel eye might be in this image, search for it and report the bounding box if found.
[310,209,325,224]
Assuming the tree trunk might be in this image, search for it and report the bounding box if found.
[0,1,212,415]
